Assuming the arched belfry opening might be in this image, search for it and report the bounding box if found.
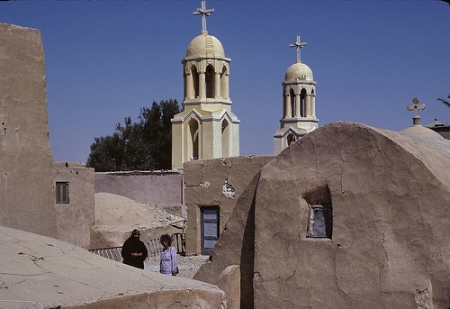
[191,65,199,99]
[300,88,307,117]
[220,66,228,100]
[171,1,240,169]
[205,64,215,99]
[289,88,296,118]
[274,35,318,155]
[310,89,316,118]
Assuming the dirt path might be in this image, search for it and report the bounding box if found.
[145,255,209,279]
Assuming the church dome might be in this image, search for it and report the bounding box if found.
[186,33,225,58]
[400,125,444,139]
[285,62,313,81]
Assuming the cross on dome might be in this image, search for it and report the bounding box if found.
[407,97,426,126]
[290,35,307,63]
[193,1,214,34]
[407,97,426,117]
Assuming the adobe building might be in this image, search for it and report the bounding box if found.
[0,20,225,308]
[0,23,58,237]
[95,170,184,207]
[273,35,318,154]
[0,20,186,252]
[53,162,95,249]
[194,119,450,309]
[184,155,274,256]
[171,1,240,169]
[0,22,95,248]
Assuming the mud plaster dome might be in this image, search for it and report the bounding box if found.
[0,226,225,308]
[285,61,313,81]
[195,121,450,309]
[186,33,225,57]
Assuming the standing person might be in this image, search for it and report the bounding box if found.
[159,234,178,276]
[121,229,148,269]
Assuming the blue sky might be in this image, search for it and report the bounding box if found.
[0,1,449,162]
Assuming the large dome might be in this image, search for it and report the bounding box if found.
[186,33,225,58]
[285,62,313,81]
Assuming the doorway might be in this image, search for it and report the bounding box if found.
[200,206,219,255]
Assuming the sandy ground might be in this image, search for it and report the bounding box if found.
[145,254,210,279]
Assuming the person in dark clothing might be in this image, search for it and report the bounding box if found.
[121,229,148,269]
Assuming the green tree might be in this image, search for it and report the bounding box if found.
[86,99,180,172]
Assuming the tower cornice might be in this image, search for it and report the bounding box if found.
[182,55,231,64]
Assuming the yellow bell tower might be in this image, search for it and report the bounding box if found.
[172,1,240,169]
[274,35,318,154]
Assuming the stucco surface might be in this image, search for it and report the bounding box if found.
[54,162,95,249]
[0,226,226,309]
[196,122,450,309]
[183,155,274,255]
[95,171,183,206]
[194,170,260,308]
[0,23,56,237]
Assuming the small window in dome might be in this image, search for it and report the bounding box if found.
[307,204,332,238]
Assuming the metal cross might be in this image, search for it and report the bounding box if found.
[407,97,426,116]
[194,1,214,34]
[290,35,307,63]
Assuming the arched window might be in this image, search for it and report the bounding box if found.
[300,88,307,117]
[287,133,296,146]
[305,185,333,239]
[191,65,199,98]
[205,65,215,99]
[221,119,229,157]
[310,89,315,118]
[220,66,227,99]
[290,88,296,118]
[308,204,332,238]
[189,118,199,160]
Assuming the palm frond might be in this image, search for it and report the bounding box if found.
[437,96,450,107]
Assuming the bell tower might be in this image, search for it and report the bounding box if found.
[274,35,318,154]
[172,1,240,169]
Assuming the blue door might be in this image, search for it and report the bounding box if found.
[201,207,219,255]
